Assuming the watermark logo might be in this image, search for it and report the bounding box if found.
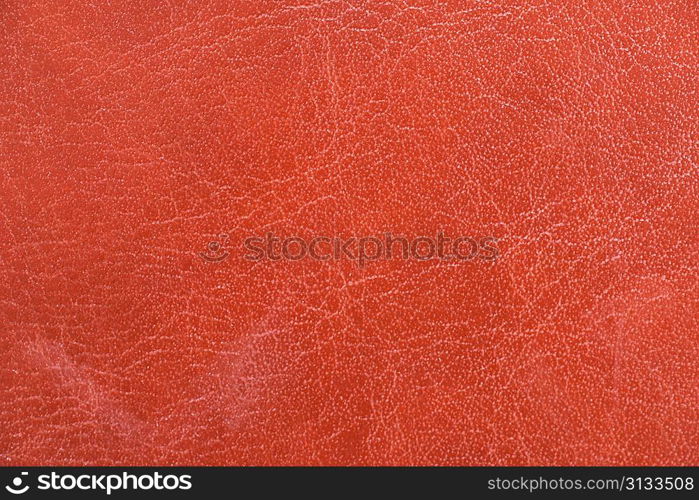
[3,471,193,495]
[243,231,498,266]
[198,233,230,263]
[197,231,498,266]
[5,472,29,495]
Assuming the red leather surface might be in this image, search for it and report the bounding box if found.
[1,1,697,466]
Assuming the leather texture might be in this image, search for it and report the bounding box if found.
[1,1,697,466]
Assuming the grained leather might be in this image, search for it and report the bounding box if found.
[0,1,697,465]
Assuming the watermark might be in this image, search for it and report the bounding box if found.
[488,475,695,493]
[5,472,29,495]
[198,233,230,263]
[197,232,497,265]
[4,471,192,495]
[243,232,497,266]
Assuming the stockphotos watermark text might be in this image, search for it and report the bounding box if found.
[199,232,498,265]
[4,471,192,495]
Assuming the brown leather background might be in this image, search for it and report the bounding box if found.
[1,1,697,465]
